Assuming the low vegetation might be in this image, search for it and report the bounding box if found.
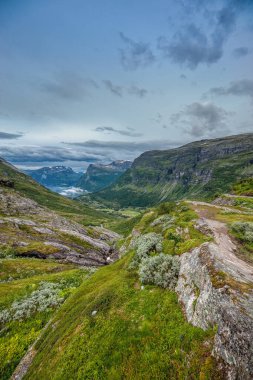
[233,178,253,196]
[25,254,222,380]
[0,257,90,380]
[230,221,253,263]
[139,253,180,289]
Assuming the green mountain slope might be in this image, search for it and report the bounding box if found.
[0,158,110,225]
[92,133,253,208]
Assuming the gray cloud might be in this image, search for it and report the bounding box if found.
[41,72,99,101]
[232,47,249,58]
[171,102,230,137]
[103,80,148,98]
[0,132,23,139]
[0,138,183,170]
[95,126,142,137]
[209,79,253,98]
[127,85,148,98]
[103,80,123,97]
[66,139,182,159]
[157,6,236,69]
[119,32,155,70]
[0,145,102,164]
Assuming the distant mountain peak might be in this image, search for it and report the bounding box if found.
[78,160,132,192]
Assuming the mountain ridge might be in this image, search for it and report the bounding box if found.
[25,166,82,188]
[78,160,132,192]
[91,133,253,207]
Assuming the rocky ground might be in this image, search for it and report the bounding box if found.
[0,187,120,267]
[177,200,253,379]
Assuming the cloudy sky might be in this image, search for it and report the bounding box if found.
[0,0,252,171]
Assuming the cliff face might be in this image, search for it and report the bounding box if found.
[78,160,132,192]
[94,134,253,207]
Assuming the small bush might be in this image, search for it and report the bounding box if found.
[150,214,175,230]
[0,281,65,325]
[129,232,163,269]
[139,253,180,289]
[0,245,15,258]
[231,222,253,243]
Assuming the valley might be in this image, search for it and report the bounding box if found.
[0,134,253,379]
[2,1,253,378]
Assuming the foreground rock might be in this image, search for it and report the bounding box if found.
[176,242,253,380]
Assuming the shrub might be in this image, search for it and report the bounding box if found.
[133,233,163,260]
[129,232,163,270]
[150,214,175,230]
[0,245,15,258]
[231,222,253,243]
[139,253,180,289]
[0,281,65,325]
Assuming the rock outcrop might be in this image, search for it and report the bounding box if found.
[176,242,253,379]
[0,187,120,267]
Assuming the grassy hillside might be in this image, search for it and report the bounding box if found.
[0,258,90,380]
[21,202,224,380]
[25,254,221,380]
[91,134,253,208]
[3,196,252,379]
[0,159,112,225]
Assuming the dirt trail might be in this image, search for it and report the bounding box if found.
[189,201,253,283]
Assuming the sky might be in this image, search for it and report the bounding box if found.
[0,0,252,171]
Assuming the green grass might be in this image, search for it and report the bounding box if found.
[107,213,144,236]
[130,202,211,256]
[0,259,89,380]
[233,178,253,196]
[25,254,222,380]
[0,258,75,282]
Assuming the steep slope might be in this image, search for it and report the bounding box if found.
[78,160,132,192]
[0,157,110,225]
[25,166,82,189]
[92,133,253,207]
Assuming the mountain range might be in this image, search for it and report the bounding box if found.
[24,166,82,189]
[25,160,132,194]
[92,133,253,207]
